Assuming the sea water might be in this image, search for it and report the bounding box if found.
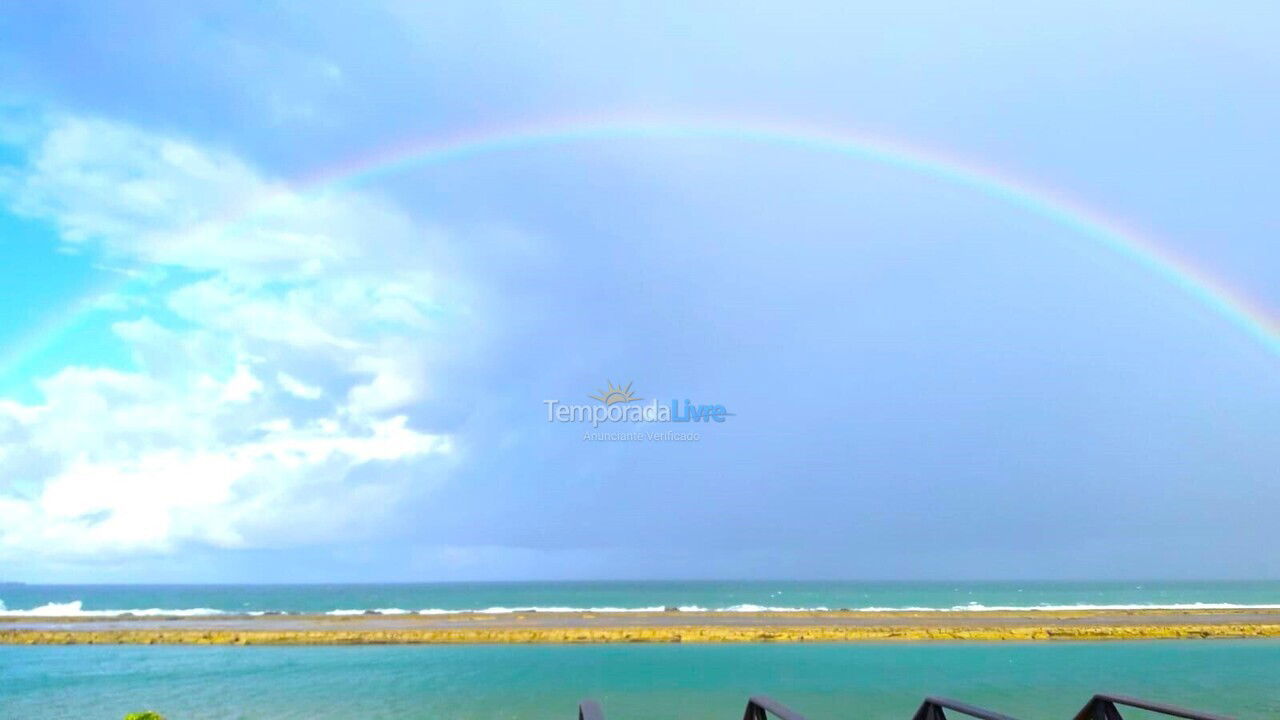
[3,580,1280,616]
[3,641,1278,719]
[4,582,1279,719]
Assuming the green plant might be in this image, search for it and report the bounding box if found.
[124,713,166,720]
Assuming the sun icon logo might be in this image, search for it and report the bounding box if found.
[590,380,640,405]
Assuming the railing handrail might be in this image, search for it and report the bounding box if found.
[1075,693,1235,720]
[913,696,1023,720]
[575,691,1233,720]
[744,694,809,720]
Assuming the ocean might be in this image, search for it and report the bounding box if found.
[4,641,1278,719]
[3,582,1279,719]
[3,580,1280,616]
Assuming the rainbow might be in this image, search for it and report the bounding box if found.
[3,115,1279,384]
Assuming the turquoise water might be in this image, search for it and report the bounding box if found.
[3,581,1280,616]
[3,641,1278,719]
[5,582,1277,718]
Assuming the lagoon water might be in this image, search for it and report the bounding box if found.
[4,641,1279,719]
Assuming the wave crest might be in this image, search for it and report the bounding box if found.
[4,600,1280,618]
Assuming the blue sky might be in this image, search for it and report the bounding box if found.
[0,1,1278,582]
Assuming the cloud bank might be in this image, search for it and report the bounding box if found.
[0,116,460,560]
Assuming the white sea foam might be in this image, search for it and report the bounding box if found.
[0,600,225,617]
[325,608,414,616]
[4,600,1280,617]
[403,602,1280,614]
[925,602,1280,612]
[720,604,832,612]
[418,605,670,615]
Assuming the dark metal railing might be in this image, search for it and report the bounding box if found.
[744,695,808,720]
[911,696,1023,720]
[577,692,1233,720]
[1073,694,1235,720]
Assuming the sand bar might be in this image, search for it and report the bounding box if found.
[4,608,1280,644]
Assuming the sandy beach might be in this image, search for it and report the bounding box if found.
[4,608,1280,645]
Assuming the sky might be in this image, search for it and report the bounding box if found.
[0,1,1278,583]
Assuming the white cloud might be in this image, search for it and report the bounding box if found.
[0,114,465,561]
[9,117,453,284]
[277,371,323,400]
[221,364,264,404]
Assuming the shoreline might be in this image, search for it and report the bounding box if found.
[4,608,1280,645]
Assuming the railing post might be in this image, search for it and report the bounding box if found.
[911,701,948,720]
[744,695,808,720]
[1073,697,1124,720]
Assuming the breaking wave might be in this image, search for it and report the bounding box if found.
[3,600,1279,618]
[0,600,225,617]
